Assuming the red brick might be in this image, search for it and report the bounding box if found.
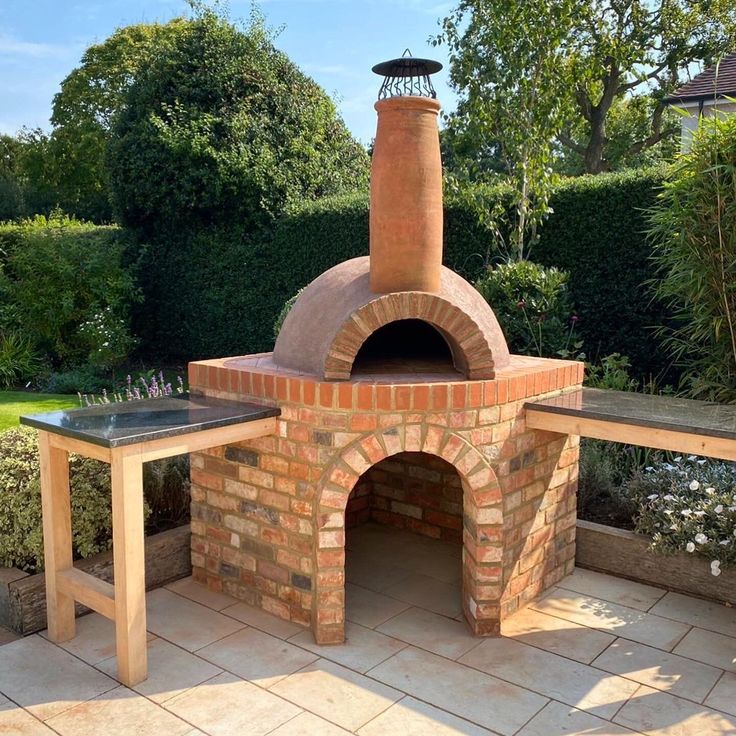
[432,384,448,410]
[376,386,392,411]
[303,380,316,405]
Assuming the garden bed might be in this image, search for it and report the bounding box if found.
[576,519,736,606]
[0,525,190,635]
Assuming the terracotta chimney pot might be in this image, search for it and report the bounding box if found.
[369,95,443,294]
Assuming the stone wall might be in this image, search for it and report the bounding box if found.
[188,353,582,643]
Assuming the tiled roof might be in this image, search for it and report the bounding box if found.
[666,53,736,103]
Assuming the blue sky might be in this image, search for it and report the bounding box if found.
[0,0,458,143]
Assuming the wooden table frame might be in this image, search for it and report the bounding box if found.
[38,417,277,687]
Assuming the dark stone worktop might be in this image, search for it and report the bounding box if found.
[20,393,280,449]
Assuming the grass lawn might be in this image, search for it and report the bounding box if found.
[0,391,78,432]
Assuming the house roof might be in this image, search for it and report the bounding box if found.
[665,53,736,104]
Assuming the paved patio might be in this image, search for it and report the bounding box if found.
[0,523,735,735]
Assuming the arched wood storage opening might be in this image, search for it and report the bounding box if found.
[311,425,504,645]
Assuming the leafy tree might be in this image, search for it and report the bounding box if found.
[439,0,736,175]
[46,20,187,222]
[435,0,580,259]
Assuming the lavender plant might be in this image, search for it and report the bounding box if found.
[627,455,736,575]
[78,371,185,406]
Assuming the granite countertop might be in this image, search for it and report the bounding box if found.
[526,387,736,441]
[20,393,280,449]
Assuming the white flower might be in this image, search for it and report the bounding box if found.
[714,505,724,514]
[681,509,692,517]
[670,524,679,530]
[664,509,673,516]
[663,494,675,501]
[706,488,716,496]
[689,480,700,491]
[686,542,695,553]
[687,455,697,461]
[694,510,706,517]
[720,540,730,546]
[711,560,721,577]
[647,494,659,500]
[674,456,682,462]
[695,533,708,544]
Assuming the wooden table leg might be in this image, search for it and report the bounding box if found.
[111,446,147,686]
[39,431,76,642]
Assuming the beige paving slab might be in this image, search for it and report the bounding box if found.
[501,605,615,664]
[146,588,244,651]
[0,701,56,735]
[357,695,495,735]
[268,711,353,735]
[517,700,639,736]
[165,576,238,611]
[650,593,736,638]
[559,569,666,612]
[460,636,638,720]
[382,572,463,618]
[367,646,548,736]
[196,627,318,687]
[615,684,736,736]
[705,672,736,717]
[592,638,723,702]
[269,657,402,732]
[0,635,116,721]
[532,588,691,651]
[289,621,406,673]
[346,583,411,628]
[220,601,305,639]
[376,606,479,659]
[346,552,412,593]
[97,637,222,703]
[673,627,736,672]
[49,612,155,665]
[165,671,300,736]
[45,685,192,736]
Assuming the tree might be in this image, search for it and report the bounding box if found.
[436,0,581,259]
[47,20,187,221]
[439,0,736,175]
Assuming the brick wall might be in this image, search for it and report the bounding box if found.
[188,352,583,643]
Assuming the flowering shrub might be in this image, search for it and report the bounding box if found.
[626,455,736,575]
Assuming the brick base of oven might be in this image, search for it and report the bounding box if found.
[188,353,582,644]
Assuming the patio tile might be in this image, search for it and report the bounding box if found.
[346,583,411,628]
[97,637,222,703]
[673,627,736,672]
[346,552,412,593]
[501,606,615,664]
[45,685,191,736]
[517,700,638,736]
[268,711,352,735]
[592,638,723,702]
[559,568,666,612]
[358,695,494,735]
[165,576,238,611]
[196,627,318,687]
[532,588,691,651]
[0,635,116,721]
[459,637,638,720]
[145,588,244,651]
[220,601,305,639]
[367,646,548,736]
[650,592,736,638]
[49,612,155,665]
[382,572,462,618]
[288,621,406,673]
[269,657,402,731]
[165,671,300,736]
[0,700,57,735]
[376,606,479,659]
[704,672,736,717]
[615,684,736,735]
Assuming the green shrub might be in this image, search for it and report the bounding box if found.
[0,427,118,572]
[42,366,110,395]
[474,260,579,357]
[627,455,736,572]
[649,114,736,402]
[0,332,43,388]
[0,214,139,370]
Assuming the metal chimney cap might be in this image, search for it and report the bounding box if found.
[372,49,442,99]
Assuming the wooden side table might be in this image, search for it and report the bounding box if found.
[21,394,279,687]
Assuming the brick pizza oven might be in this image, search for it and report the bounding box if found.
[187,54,583,644]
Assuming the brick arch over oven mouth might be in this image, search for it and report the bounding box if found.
[272,257,511,381]
[311,424,503,645]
